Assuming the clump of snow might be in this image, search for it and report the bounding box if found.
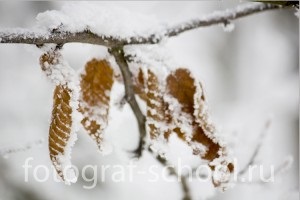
[40,45,75,86]
[36,2,166,40]
[222,22,235,32]
[97,139,113,155]
[210,156,234,191]
[125,44,176,80]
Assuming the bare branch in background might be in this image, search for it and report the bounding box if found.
[0,3,286,47]
[109,47,146,158]
[239,156,294,185]
[0,139,44,158]
[238,119,271,176]
[238,119,294,183]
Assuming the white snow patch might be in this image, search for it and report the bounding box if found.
[36,2,166,40]
[222,22,235,32]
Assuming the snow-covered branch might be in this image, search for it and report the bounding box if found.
[0,29,123,47]
[142,3,283,43]
[0,3,285,47]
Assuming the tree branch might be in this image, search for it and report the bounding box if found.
[110,46,193,198]
[238,119,271,175]
[148,3,283,41]
[109,47,146,158]
[0,3,285,47]
[148,147,192,200]
[0,29,124,47]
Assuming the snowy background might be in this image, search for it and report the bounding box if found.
[0,1,298,200]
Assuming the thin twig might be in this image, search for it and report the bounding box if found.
[0,3,285,46]
[239,156,294,185]
[148,147,192,200]
[0,139,44,158]
[109,47,146,158]
[238,119,271,175]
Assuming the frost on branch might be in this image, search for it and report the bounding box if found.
[79,59,114,152]
[40,48,81,184]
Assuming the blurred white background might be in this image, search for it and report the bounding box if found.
[0,1,298,200]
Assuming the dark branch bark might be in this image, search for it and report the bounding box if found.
[0,3,285,47]
[109,47,146,158]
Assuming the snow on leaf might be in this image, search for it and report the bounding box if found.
[146,69,172,140]
[166,68,234,189]
[40,49,81,184]
[79,59,114,152]
[40,46,76,86]
[131,63,233,189]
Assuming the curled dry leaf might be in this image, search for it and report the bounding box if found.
[166,68,233,188]
[79,59,114,151]
[40,49,79,183]
[49,85,73,180]
[166,69,218,159]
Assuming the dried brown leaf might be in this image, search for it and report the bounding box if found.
[49,85,72,180]
[166,68,195,114]
[146,70,172,140]
[40,50,79,182]
[166,68,234,187]
[166,68,221,161]
[133,68,147,101]
[79,59,114,150]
